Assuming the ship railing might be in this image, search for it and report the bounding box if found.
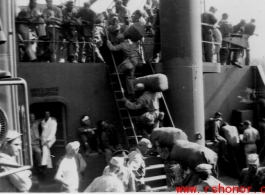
[16,21,102,63]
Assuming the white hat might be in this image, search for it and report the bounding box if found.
[66,141,80,154]
[82,116,89,122]
[6,130,22,142]
[110,157,124,168]
[138,138,152,149]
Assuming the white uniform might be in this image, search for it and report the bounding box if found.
[41,117,57,168]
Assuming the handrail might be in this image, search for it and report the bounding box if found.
[0,166,31,178]
[140,40,175,128]
[0,78,33,167]
[95,24,139,144]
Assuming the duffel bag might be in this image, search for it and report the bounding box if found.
[123,23,145,42]
[133,74,168,92]
[170,140,218,175]
[150,127,188,149]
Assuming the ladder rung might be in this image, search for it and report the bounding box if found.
[110,73,123,76]
[114,90,122,93]
[127,136,142,139]
[122,116,137,120]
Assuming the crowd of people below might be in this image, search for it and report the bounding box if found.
[202,6,256,67]
[16,0,160,64]
[2,108,265,192]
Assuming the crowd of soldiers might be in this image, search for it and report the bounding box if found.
[202,6,256,67]
[16,0,160,63]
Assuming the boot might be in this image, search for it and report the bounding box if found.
[0,70,11,79]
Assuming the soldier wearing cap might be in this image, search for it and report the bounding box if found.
[0,130,32,192]
[230,19,246,68]
[218,13,233,65]
[38,0,63,62]
[103,150,136,192]
[55,141,84,192]
[195,164,226,192]
[62,0,81,62]
[107,33,141,98]
[128,138,152,184]
[16,0,44,62]
[115,0,130,23]
[124,83,164,139]
[78,115,102,156]
[241,120,260,162]
[239,153,260,189]
[120,14,132,34]
[76,1,97,63]
[206,112,228,162]
[85,157,125,192]
[97,120,122,164]
[201,6,218,62]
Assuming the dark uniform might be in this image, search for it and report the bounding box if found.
[101,124,122,164]
[76,7,96,62]
[39,6,63,62]
[107,39,141,96]
[231,20,246,66]
[78,124,101,155]
[62,4,81,62]
[201,11,217,62]
[218,19,233,65]
[244,20,256,65]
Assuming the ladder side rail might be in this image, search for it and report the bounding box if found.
[95,25,139,144]
[140,40,175,128]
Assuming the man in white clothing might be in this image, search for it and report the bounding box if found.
[84,157,124,192]
[128,138,152,184]
[40,111,57,174]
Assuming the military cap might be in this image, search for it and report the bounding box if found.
[6,130,22,142]
[110,157,124,168]
[113,150,129,158]
[243,120,251,126]
[65,0,74,6]
[139,138,152,149]
[215,112,222,116]
[66,141,80,154]
[84,1,91,5]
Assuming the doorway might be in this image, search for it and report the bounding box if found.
[30,102,67,148]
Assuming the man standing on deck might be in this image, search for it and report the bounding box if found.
[40,111,57,175]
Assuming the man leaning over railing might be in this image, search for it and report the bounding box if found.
[76,1,96,63]
[16,0,45,62]
[62,0,81,63]
[38,0,63,62]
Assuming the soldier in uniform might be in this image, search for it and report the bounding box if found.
[107,34,141,99]
[115,0,130,23]
[244,19,256,65]
[76,1,96,63]
[201,6,218,62]
[40,0,63,62]
[16,0,44,62]
[230,19,246,67]
[218,13,233,65]
[62,0,81,62]
[78,115,102,156]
